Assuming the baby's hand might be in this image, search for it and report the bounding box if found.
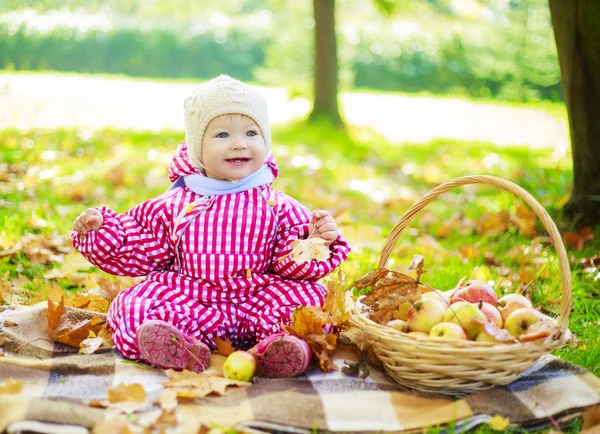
[308,210,338,246]
[73,208,104,235]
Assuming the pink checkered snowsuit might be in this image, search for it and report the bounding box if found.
[72,143,350,360]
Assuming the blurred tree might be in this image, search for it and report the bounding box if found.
[309,0,398,126]
[309,0,342,125]
[549,0,600,226]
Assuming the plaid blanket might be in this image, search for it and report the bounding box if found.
[1,303,599,434]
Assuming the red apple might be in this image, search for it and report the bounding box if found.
[406,299,447,333]
[450,280,498,305]
[478,301,503,328]
[429,322,468,340]
[497,293,533,323]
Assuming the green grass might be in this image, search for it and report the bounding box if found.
[0,119,598,432]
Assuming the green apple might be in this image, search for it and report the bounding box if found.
[222,351,257,382]
[443,301,487,339]
[504,307,546,338]
[429,322,468,340]
[406,299,447,333]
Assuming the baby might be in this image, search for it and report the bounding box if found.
[72,75,350,377]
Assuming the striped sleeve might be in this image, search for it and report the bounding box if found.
[71,199,175,277]
[271,194,350,280]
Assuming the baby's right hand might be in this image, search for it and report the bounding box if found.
[73,208,104,235]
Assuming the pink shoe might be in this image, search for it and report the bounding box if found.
[136,320,211,373]
[255,332,312,377]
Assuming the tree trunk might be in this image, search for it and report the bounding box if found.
[309,0,343,126]
[549,0,600,226]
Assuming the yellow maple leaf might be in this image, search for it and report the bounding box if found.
[107,383,146,403]
[0,378,24,395]
[488,415,510,431]
[284,238,330,264]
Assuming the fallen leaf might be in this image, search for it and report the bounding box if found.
[563,226,594,250]
[107,383,146,403]
[582,255,600,271]
[283,238,330,263]
[79,331,104,355]
[519,319,561,344]
[91,419,136,434]
[582,404,600,432]
[512,205,537,237]
[323,269,349,328]
[482,322,517,343]
[282,307,337,372]
[47,297,105,348]
[213,337,235,356]
[163,369,249,399]
[488,415,510,431]
[477,211,510,236]
[0,378,24,395]
[341,354,370,379]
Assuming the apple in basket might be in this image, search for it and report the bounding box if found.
[429,322,468,340]
[443,301,487,339]
[450,280,498,305]
[497,293,533,322]
[386,319,409,333]
[504,307,547,338]
[477,301,503,328]
[421,290,451,307]
[222,351,257,382]
[406,299,447,333]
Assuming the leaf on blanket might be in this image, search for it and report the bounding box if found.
[80,325,113,354]
[488,415,510,431]
[163,369,249,400]
[0,378,24,395]
[282,306,338,373]
[323,269,350,328]
[47,297,106,348]
[91,419,136,434]
[582,405,600,431]
[108,383,147,403]
[213,337,236,356]
[282,238,330,264]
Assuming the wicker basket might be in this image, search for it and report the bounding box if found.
[349,175,572,396]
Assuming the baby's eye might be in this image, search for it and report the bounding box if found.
[246,130,257,137]
[217,132,229,138]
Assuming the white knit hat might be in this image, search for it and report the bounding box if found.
[183,75,271,169]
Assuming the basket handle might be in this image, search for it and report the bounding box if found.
[379,175,572,332]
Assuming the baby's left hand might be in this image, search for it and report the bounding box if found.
[308,210,338,246]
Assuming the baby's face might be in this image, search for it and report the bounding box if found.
[201,114,268,181]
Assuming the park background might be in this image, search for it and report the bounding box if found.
[0,1,599,431]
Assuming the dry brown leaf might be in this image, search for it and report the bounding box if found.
[92,419,136,434]
[477,211,509,236]
[563,226,594,250]
[582,404,600,432]
[108,383,146,403]
[513,205,537,237]
[0,378,24,395]
[283,238,331,263]
[213,337,236,356]
[582,254,600,271]
[323,269,349,328]
[163,369,249,399]
[519,320,561,343]
[482,322,517,343]
[282,307,337,373]
[47,297,105,348]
